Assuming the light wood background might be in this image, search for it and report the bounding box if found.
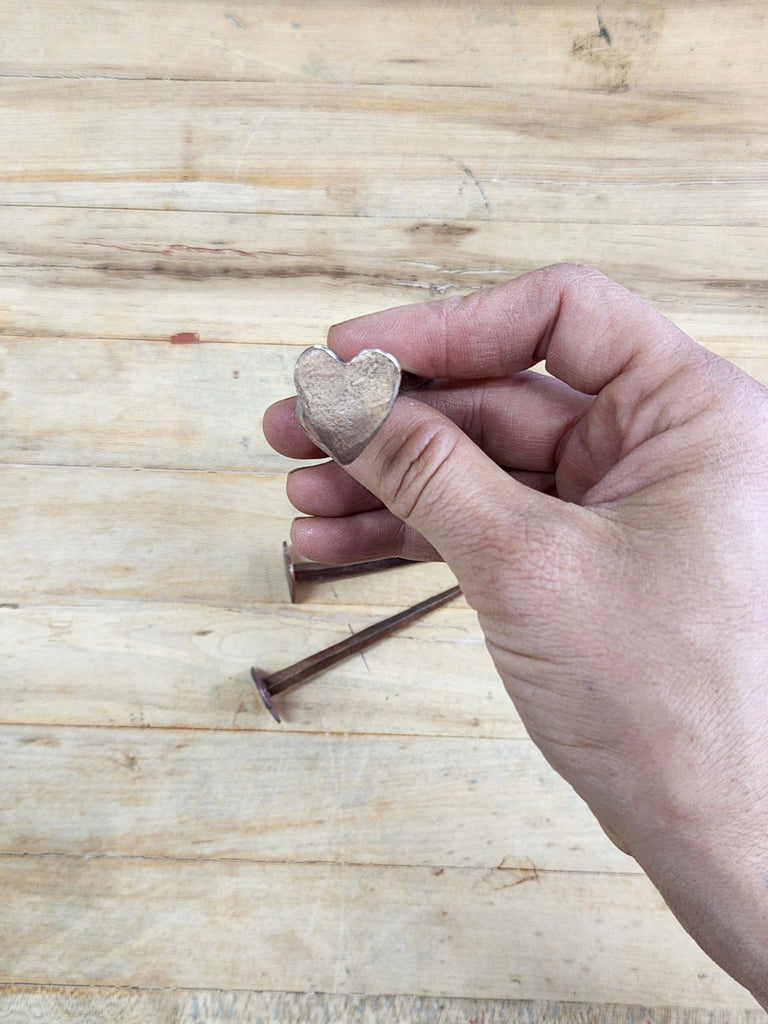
[1,2,767,1021]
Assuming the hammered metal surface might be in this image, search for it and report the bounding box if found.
[294,346,402,464]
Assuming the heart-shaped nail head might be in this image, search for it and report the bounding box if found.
[294,346,402,465]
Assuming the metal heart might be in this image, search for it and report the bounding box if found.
[294,346,402,465]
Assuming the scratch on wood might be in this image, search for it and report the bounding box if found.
[83,241,265,259]
[99,3,299,77]
[408,221,478,239]
[459,163,491,215]
[596,8,612,46]
[234,115,268,181]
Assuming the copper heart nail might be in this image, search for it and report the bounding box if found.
[294,345,401,465]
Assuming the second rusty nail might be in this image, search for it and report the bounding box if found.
[252,584,462,723]
[283,541,413,602]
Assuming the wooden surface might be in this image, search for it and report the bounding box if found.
[1,2,767,1020]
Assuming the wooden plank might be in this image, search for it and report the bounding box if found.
[6,208,768,285]
[2,1,767,94]
[1,207,767,350]
[0,990,765,1024]
[2,80,767,223]
[0,464,290,603]
[6,175,768,226]
[0,270,387,347]
[0,855,755,1006]
[2,328,766,477]
[0,597,509,738]
[0,465,458,603]
[0,322,764,474]
[1,209,766,478]
[5,208,768,287]
[0,724,634,873]
[0,337,302,473]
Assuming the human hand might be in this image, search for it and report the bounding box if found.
[263,264,768,1005]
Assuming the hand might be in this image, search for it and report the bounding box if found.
[263,264,768,1005]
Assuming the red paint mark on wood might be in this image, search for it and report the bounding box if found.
[170,331,202,345]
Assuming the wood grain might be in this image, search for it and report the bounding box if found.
[0,724,635,872]
[0,465,459,603]
[0,989,765,1024]
[2,1,767,92]
[0,855,753,1006]
[1,989,765,1024]
[0,598,510,737]
[2,78,767,224]
[1,210,766,483]
[1,324,765,476]
[1,209,767,353]
[0,464,290,602]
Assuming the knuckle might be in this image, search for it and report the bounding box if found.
[548,261,605,286]
[378,422,459,523]
[545,262,614,311]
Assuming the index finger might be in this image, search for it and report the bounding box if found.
[328,263,698,396]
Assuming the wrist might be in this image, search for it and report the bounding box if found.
[633,790,768,1007]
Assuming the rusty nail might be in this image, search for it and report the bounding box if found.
[283,541,413,602]
[251,584,462,722]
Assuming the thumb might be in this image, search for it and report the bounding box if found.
[332,394,556,590]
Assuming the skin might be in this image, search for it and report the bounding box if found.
[263,263,768,1006]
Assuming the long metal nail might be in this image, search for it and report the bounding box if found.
[251,584,461,722]
[283,541,413,602]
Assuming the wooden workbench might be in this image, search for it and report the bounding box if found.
[1,3,767,1021]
